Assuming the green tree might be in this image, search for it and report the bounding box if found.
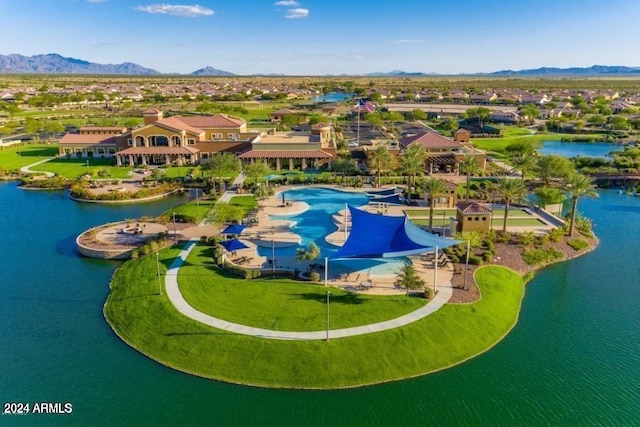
[442,117,459,132]
[296,242,321,262]
[367,145,394,188]
[519,104,540,124]
[463,107,491,126]
[420,177,447,233]
[511,153,538,184]
[505,139,537,156]
[332,158,356,180]
[396,262,426,299]
[243,161,271,185]
[493,178,527,233]
[400,144,427,206]
[458,154,482,201]
[564,173,597,237]
[608,116,629,131]
[208,203,244,225]
[407,109,426,121]
[587,114,606,126]
[537,154,575,185]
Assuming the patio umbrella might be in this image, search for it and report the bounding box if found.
[221,224,246,235]
[219,239,249,252]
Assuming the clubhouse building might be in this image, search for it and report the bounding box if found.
[58,109,336,170]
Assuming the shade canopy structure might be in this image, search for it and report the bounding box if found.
[265,174,286,181]
[219,239,249,252]
[221,224,247,235]
[333,205,461,259]
[366,187,401,196]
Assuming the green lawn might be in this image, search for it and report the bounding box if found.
[179,245,425,331]
[105,248,525,388]
[164,200,217,222]
[0,144,59,170]
[38,157,133,179]
[491,217,545,227]
[228,195,258,211]
[473,132,608,160]
[405,209,457,217]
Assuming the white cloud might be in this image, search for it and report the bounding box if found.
[134,4,214,18]
[86,0,108,3]
[285,8,309,19]
[393,39,426,44]
[274,1,299,6]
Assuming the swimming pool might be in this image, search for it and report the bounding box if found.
[257,187,406,277]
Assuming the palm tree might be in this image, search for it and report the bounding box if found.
[400,144,427,206]
[367,145,394,188]
[564,173,597,237]
[493,178,527,233]
[420,177,447,233]
[511,153,538,184]
[458,154,482,201]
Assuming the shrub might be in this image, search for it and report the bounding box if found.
[309,271,320,282]
[468,255,483,265]
[522,247,563,265]
[567,238,589,251]
[424,287,435,300]
[130,249,139,259]
[482,251,493,262]
[547,227,565,242]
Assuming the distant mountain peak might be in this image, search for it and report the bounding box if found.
[190,66,235,76]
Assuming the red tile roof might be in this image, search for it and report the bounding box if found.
[457,202,493,214]
[79,126,126,133]
[153,116,204,135]
[116,146,199,155]
[400,131,463,150]
[59,134,117,145]
[237,150,332,159]
[177,114,245,128]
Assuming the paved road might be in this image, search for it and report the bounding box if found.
[164,240,453,341]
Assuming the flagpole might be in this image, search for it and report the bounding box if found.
[356,99,361,145]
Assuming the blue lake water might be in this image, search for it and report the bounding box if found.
[1,182,639,425]
[311,92,355,103]
[539,140,625,158]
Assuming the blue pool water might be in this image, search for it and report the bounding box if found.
[258,187,406,276]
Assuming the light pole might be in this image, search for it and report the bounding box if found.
[271,239,275,277]
[326,290,331,341]
[86,159,89,168]
[463,240,470,291]
[172,212,177,244]
[324,256,328,286]
[442,210,446,236]
[155,252,163,296]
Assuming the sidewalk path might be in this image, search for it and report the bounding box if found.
[164,240,453,341]
[20,158,55,178]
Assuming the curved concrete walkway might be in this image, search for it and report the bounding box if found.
[20,158,55,178]
[164,240,453,341]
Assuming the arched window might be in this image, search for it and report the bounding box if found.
[135,135,145,146]
[171,136,181,147]
[150,135,169,147]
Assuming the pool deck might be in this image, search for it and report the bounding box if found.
[225,185,455,296]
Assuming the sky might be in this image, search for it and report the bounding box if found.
[2,0,640,75]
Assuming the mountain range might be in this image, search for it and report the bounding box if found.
[0,53,234,76]
[1,53,640,77]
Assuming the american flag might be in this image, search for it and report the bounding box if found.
[358,99,376,113]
